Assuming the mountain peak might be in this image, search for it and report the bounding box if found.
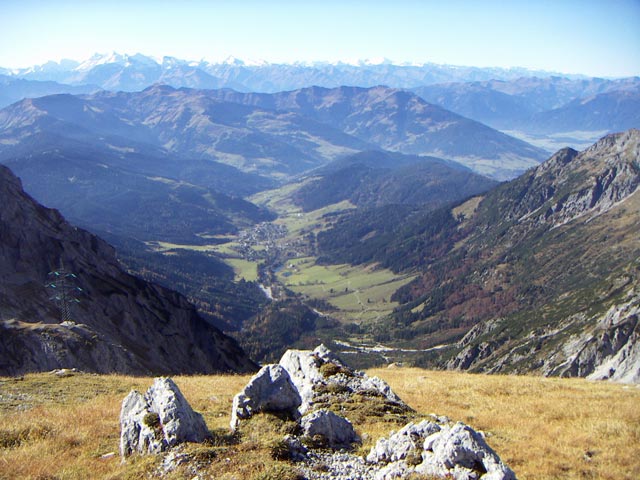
[75,52,126,71]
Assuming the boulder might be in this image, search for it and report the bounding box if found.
[230,364,301,431]
[279,347,326,413]
[144,378,210,446]
[360,375,404,404]
[418,422,516,480]
[120,377,209,457]
[301,409,358,449]
[282,434,308,461]
[120,390,162,456]
[368,420,517,480]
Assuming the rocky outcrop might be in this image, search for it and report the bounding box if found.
[0,164,256,375]
[231,345,409,449]
[445,284,640,384]
[551,288,640,383]
[120,378,209,457]
[279,347,327,413]
[515,130,640,228]
[368,420,516,480]
[446,319,504,371]
[279,345,408,415]
[230,364,301,430]
[230,346,516,479]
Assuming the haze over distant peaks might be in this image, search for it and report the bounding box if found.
[3,52,586,91]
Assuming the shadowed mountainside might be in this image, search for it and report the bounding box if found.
[0,164,257,376]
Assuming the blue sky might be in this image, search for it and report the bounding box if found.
[1,0,639,77]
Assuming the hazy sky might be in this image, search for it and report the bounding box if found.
[1,0,639,77]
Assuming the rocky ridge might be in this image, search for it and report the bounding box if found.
[548,286,640,383]
[0,85,547,180]
[312,130,640,380]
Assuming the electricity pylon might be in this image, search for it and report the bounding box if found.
[46,261,83,323]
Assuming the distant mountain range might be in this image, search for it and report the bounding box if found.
[0,85,546,182]
[0,164,256,376]
[0,74,99,109]
[0,125,275,244]
[316,129,640,381]
[192,85,548,178]
[2,52,635,157]
[414,76,640,145]
[2,52,581,95]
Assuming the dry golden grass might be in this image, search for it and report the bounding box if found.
[0,369,638,479]
[372,368,640,480]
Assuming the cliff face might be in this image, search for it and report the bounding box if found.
[0,165,257,376]
[549,288,640,384]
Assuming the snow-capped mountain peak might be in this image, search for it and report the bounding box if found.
[75,52,127,72]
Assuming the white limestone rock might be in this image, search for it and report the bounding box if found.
[144,377,209,446]
[368,420,516,480]
[120,390,163,456]
[279,345,410,415]
[367,420,441,464]
[301,409,358,449]
[119,377,209,458]
[279,347,326,413]
[230,364,301,430]
[359,375,404,404]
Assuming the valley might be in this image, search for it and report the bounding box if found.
[1,4,639,479]
[0,55,638,382]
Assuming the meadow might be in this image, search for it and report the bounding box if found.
[276,257,414,323]
[1,369,638,479]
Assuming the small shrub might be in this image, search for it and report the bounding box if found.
[0,425,54,448]
[319,362,342,377]
[142,412,161,430]
[316,382,351,395]
[301,433,328,449]
[270,438,292,460]
[188,445,219,462]
[406,448,423,466]
[313,463,330,472]
[205,428,240,447]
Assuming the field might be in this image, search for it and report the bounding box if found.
[1,370,638,480]
[276,257,415,323]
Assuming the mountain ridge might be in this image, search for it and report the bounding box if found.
[4,52,587,92]
[0,85,547,180]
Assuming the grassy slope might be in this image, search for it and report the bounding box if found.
[0,371,638,480]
